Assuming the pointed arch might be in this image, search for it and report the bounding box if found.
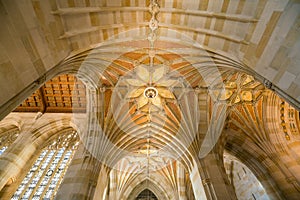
[136,189,158,200]
[126,179,169,200]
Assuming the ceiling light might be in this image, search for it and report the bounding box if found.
[144,87,158,99]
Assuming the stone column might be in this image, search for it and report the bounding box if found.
[93,165,109,200]
[191,152,237,200]
[0,131,36,191]
[189,161,207,200]
[108,169,118,200]
[190,89,236,199]
[55,144,109,200]
[177,161,187,200]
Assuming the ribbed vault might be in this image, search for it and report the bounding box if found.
[0,1,300,199]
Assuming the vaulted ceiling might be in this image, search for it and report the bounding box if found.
[1,1,300,199]
[1,0,299,120]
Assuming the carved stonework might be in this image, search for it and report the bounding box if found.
[263,79,273,89]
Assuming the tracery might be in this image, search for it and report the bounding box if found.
[11,130,79,200]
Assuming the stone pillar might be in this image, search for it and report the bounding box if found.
[93,165,109,200]
[193,152,237,200]
[190,160,207,200]
[55,144,109,200]
[177,162,187,200]
[190,88,235,199]
[108,169,117,200]
[0,131,36,191]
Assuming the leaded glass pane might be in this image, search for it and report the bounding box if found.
[11,131,79,200]
[0,146,7,155]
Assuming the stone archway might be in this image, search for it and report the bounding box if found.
[126,179,168,200]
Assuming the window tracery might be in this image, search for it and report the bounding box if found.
[11,130,79,200]
[0,129,19,155]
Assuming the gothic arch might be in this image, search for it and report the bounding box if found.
[225,129,290,199]
[109,166,178,200]
[0,114,23,133]
[0,120,80,199]
[264,91,300,158]
[0,114,80,191]
[0,124,19,141]
[0,1,300,200]
[125,179,170,200]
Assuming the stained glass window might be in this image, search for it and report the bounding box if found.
[11,130,79,200]
[0,129,19,155]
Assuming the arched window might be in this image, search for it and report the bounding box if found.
[11,130,79,200]
[0,128,19,155]
[136,189,158,200]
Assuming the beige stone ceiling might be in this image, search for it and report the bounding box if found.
[51,0,300,102]
[0,1,300,199]
[1,0,299,161]
[1,0,299,119]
